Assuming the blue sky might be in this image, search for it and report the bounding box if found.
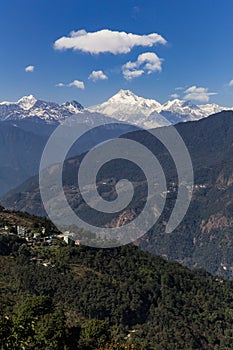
[1,0,233,107]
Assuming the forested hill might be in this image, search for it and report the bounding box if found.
[2,111,233,277]
[0,226,233,349]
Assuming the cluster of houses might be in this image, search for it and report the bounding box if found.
[0,224,81,247]
[59,231,81,246]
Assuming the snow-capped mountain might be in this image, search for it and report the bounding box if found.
[17,95,37,110]
[0,91,232,129]
[91,89,162,116]
[0,95,84,123]
[159,99,228,124]
[161,99,202,119]
[198,103,225,116]
[90,89,166,129]
[0,96,138,195]
[90,90,233,128]
[62,100,84,114]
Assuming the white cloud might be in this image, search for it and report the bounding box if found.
[68,79,85,89]
[183,85,217,103]
[88,70,108,82]
[55,79,85,89]
[54,29,167,55]
[170,93,179,99]
[55,83,65,87]
[228,79,233,86]
[25,65,34,72]
[122,52,163,80]
[123,69,145,80]
[137,52,163,73]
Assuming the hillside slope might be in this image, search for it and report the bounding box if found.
[1,111,233,277]
[0,229,233,349]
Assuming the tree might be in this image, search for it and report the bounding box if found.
[78,319,109,350]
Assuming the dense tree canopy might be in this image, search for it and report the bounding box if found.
[0,236,232,349]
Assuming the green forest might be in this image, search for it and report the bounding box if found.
[0,230,233,349]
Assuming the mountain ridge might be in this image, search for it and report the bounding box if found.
[0,95,84,123]
[1,90,232,129]
[1,231,233,349]
[2,111,233,277]
[90,89,233,128]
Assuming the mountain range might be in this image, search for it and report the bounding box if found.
[90,89,233,128]
[1,89,229,196]
[0,92,233,278]
[2,111,233,278]
[0,93,142,195]
[0,95,83,123]
[1,90,232,128]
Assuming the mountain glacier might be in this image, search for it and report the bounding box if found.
[0,95,84,123]
[90,89,233,128]
[0,90,232,129]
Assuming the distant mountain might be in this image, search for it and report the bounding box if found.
[2,111,233,277]
[159,99,227,124]
[1,92,232,129]
[89,89,166,129]
[0,95,84,123]
[90,89,232,128]
[0,123,46,194]
[0,94,144,195]
[0,104,137,195]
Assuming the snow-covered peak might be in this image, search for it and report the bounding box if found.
[109,89,139,102]
[160,98,206,123]
[162,99,185,110]
[0,91,232,128]
[90,90,163,129]
[107,89,162,110]
[162,99,200,111]
[0,100,15,106]
[198,103,228,116]
[0,95,84,123]
[89,89,233,129]
[0,95,37,109]
[17,95,37,110]
[159,98,233,124]
[114,89,135,98]
[62,100,84,114]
